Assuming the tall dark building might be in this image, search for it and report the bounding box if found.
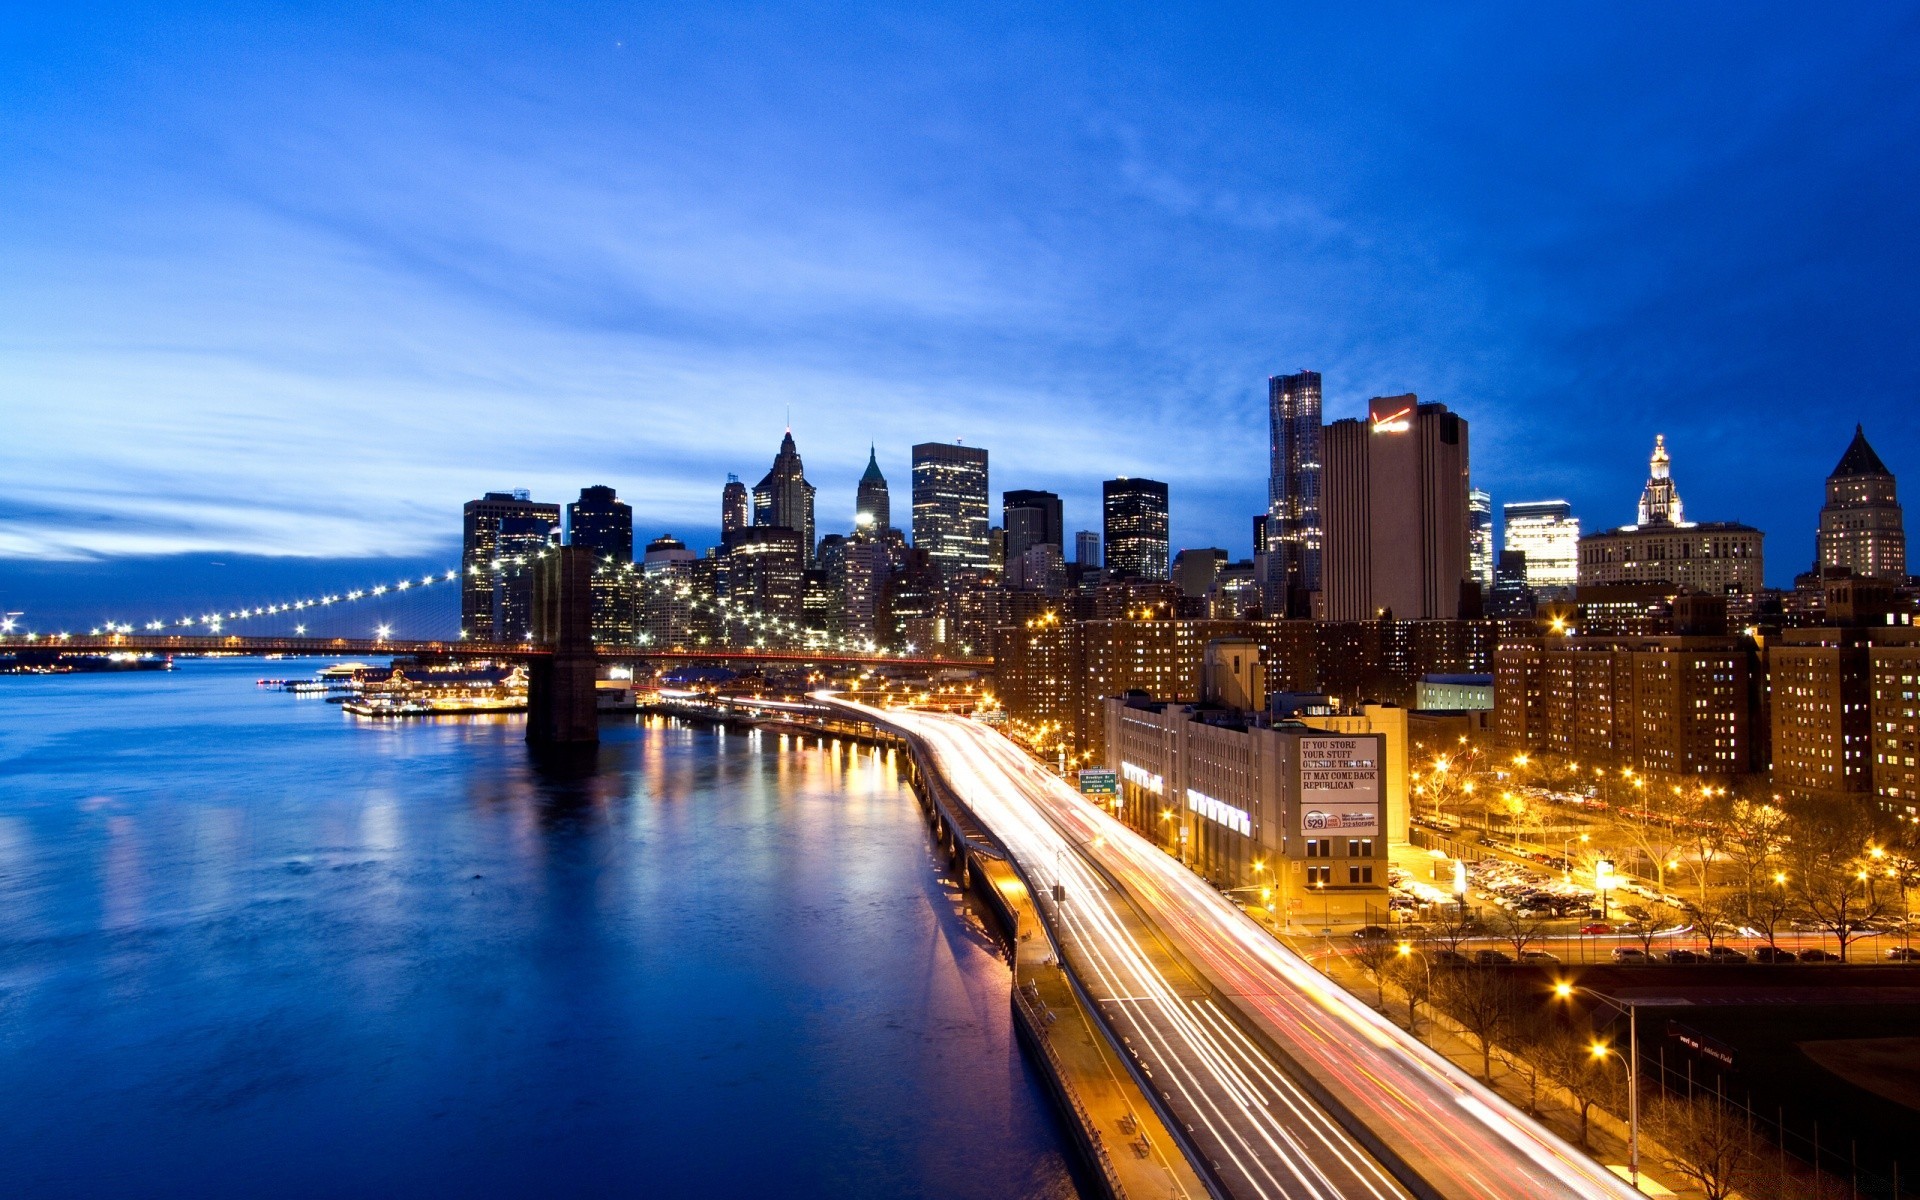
[856,446,891,533]
[1103,478,1170,580]
[753,430,817,566]
[1266,370,1323,616]
[912,442,990,575]
[721,475,749,536]
[567,485,635,644]
[1003,489,1064,563]
[722,526,805,628]
[1322,395,1470,622]
[1819,425,1906,582]
[461,490,559,642]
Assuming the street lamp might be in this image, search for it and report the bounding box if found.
[1553,981,1640,1189]
[1564,832,1590,883]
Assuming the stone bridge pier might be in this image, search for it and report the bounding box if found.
[527,545,599,744]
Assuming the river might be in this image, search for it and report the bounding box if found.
[0,658,1082,1199]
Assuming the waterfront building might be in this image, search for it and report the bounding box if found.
[752,430,818,567]
[1577,436,1764,594]
[1503,500,1579,594]
[568,485,636,644]
[1003,489,1064,564]
[1075,530,1100,568]
[911,442,991,575]
[1469,489,1494,596]
[856,445,891,533]
[1322,396,1472,622]
[1266,370,1324,618]
[460,490,560,642]
[1103,478,1170,580]
[640,534,698,648]
[1818,425,1907,583]
[721,475,749,536]
[1173,548,1227,599]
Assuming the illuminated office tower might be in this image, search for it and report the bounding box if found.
[752,429,817,567]
[1818,425,1906,582]
[721,476,749,535]
[1502,500,1579,594]
[1103,478,1170,581]
[1322,396,1471,621]
[567,485,636,643]
[1266,370,1323,616]
[1577,436,1764,594]
[911,442,990,575]
[1469,488,1494,593]
[461,489,560,642]
[856,445,891,533]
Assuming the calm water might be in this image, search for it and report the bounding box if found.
[0,659,1080,1199]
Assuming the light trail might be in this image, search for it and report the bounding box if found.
[839,700,1641,1200]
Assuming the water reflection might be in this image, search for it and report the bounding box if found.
[0,659,1080,1200]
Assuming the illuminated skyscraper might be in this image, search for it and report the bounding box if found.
[856,445,891,532]
[461,489,560,642]
[1818,425,1906,582]
[1322,396,1471,621]
[1003,489,1064,563]
[911,442,990,575]
[1502,500,1579,593]
[567,485,636,644]
[1103,477,1170,580]
[1578,436,1764,594]
[752,430,817,566]
[1469,488,1494,593]
[721,475,749,535]
[1266,370,1323,616]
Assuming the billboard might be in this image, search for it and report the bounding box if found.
[1078,768,1118,796]
[1298,735,1380,837]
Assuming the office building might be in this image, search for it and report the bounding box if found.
[461,490,560,642]
[1103,477,1170,580]
[1322,396,1472,622]
[1469,489,1494,595]
[752,430,817,567]
[1578,436,1764,594]
[911,442,990,575]
[721,526,805,626]
[1075,530,1101,568]
[1502,500,1579,593]
[1266,370,1324,617]
[1003,489,1064,563]
[1173,548,1227,599]
[841,535,887,645]
[566,486,636,644]
[1818,425,1906,583]
[1007,542,1067,594]
[640,534,698,648]
[721,475,749,536]
[856,446,891,533]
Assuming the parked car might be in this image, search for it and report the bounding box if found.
[1578,923,1614,936]
[1705,946,1749,963]
[1519,950,1561,965]
[1351,926,1393,942]
[1886,946,1920,962]
[1430,950,1472,967]
[1661,949,1701,964]
[1797,948,1838,962]
[1751,945,1795,963]
[1612,947,1650,963]
[1473,949,1513,966]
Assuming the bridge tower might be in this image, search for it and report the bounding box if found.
[527,545,599,744]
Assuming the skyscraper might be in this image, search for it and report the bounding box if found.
[1321,396,1471,621]
[721,475,749,536]
[856,445,891,532]
[1003,489,1064,562]
[567,485,636,644]
[1468,488,1494,594]
[752,430,817,566]
[1502,500,1579,593]
[461,490,560,641]
[1075,530,1100,568]
[1103,478,1170,580]
[1266,370,1323,617]
[911,442,990,575]
[1819,425,1906,582]
[1577,436,1764,594]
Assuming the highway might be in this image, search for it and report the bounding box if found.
[836,700,1641,1200]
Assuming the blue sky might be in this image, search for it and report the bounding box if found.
[4,3,1919,621]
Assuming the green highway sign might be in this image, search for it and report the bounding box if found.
[1078,768,1118,796]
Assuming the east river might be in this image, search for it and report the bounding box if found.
[0,659,1082,1199]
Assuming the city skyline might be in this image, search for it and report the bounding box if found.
[5,5,1920,607]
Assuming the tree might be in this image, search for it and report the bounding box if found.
[1352,937,1400,1009]
[1411,736,1492,828]
[1532,1026,1623,1149]
[1388,948,1435,1034]
[1618,897,1683,957]
[1725,795,1790,947]
[1435,968,1524,1082]
[1645,1092,1758,1200]
[1489,905,1546,959]
[1618,775,1685,895]
[1425,910,1479,955]
[1786,797,1895,962]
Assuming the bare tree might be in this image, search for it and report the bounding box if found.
[1618,897,1683,957]
[1646,1092,1759,1200]
[1388,950,1434,1034]
[1489,905,1547,959]
[1532,1027,1623,1149]
[1352,937,1400,1009]
[1435,968,1523,1082]
[1619,785,1685,895]
[1425,910,1479,955]
[1786,797,1895,962]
